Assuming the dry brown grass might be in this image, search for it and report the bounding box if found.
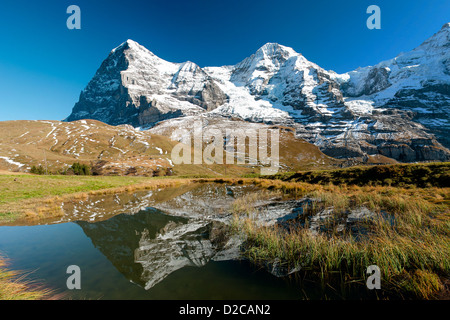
[0,256,56,300]
[0,120,179,175]
[230,178,450,299]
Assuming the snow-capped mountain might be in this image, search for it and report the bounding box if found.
[66,24,450,162]
[66,40,227,127]
[334,22,450,149]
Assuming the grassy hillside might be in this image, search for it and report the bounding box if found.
[0,119,352,177]
[0,120,262,177]
[0,120,175,174]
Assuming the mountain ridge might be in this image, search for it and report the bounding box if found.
[66,25,450,162]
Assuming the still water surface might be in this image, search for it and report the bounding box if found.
[0,183,378,300]
[0,206,303,299]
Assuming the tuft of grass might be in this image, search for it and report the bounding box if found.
[394,270,444,299]
[0,256,55,300]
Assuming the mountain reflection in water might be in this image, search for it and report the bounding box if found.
[77,207,239,290]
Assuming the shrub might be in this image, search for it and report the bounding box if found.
[70,162,91,176]
[30,165,45,175]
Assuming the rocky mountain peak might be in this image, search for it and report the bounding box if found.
[109,39,177,74]
[416,22,450,50]
[239,42,300,70]
[66,25,450,162]
[111,39,153,55]
[177,61,203,74]
[256,42,298,60]
[230,42,304,91]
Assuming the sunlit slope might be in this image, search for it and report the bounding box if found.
[0,120,179,176]
[0,119,394,176]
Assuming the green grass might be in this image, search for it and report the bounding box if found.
[0,175,152,205]
[0,174,193,224]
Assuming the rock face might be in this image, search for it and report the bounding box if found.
[66,40,227,127]
[170,61,229,111]
[333,22,450,157]
[66,24,450,162]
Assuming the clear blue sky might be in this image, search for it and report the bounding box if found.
[0,0,448,121]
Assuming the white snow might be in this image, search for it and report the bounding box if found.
[344,99,374,115]
[0,156,25,167]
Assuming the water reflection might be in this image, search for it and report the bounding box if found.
[77,207,240,290]
[0,182,388,299]
[58,183,259,223]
